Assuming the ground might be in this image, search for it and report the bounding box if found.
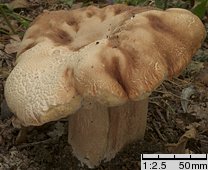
[0,1,208,170]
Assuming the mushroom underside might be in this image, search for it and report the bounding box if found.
[68,98,148,168]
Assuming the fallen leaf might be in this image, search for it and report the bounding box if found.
[186,123,200,130]
[183,61,204,77]
[71,2,83,9]
[195,63,208,86]
[4,35,21,54]
[181,86,196,113]
[0,67,11,78]
[15,127,28,145]
[10,34,21,42]
[0,43,4,50]
[7,0,30,9]
[166,127,197,154]
[185,149,194,154]
[4,43,19,54]
[47,122,65,138]
[187,102,208,120]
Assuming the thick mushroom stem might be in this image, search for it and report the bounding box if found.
[68,98,148,168]
[105,98,148,160]
[68,101,109,168]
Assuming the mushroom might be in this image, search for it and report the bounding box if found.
[4,4,206,168]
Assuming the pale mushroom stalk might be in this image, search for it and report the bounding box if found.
[4,4,206,169]
[68,99,148,167]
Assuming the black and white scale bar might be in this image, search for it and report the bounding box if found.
[141,154,207,160]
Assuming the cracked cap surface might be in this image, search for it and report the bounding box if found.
[4,5,206,126]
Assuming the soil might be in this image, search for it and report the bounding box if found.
[0,1,208,170]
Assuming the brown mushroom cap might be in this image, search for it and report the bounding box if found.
[16,4,153,60]
[4,5,206,126]
[76,8,206,101]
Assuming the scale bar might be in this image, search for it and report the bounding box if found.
[142,154,207,160]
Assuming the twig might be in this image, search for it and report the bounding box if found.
[162,99,175,114]
[154,90,192,102]
[13,12,32,22]
[150,96,162,99]
[156,108,168,124]
[0,28,10,34]
[17,138,58,149]
[149,101,166,110]
[152,121,167,142]
[172,78,190,85]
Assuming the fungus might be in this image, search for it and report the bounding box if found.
[4,4,206,168]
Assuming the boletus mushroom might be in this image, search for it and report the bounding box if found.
[4,4,206,168]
